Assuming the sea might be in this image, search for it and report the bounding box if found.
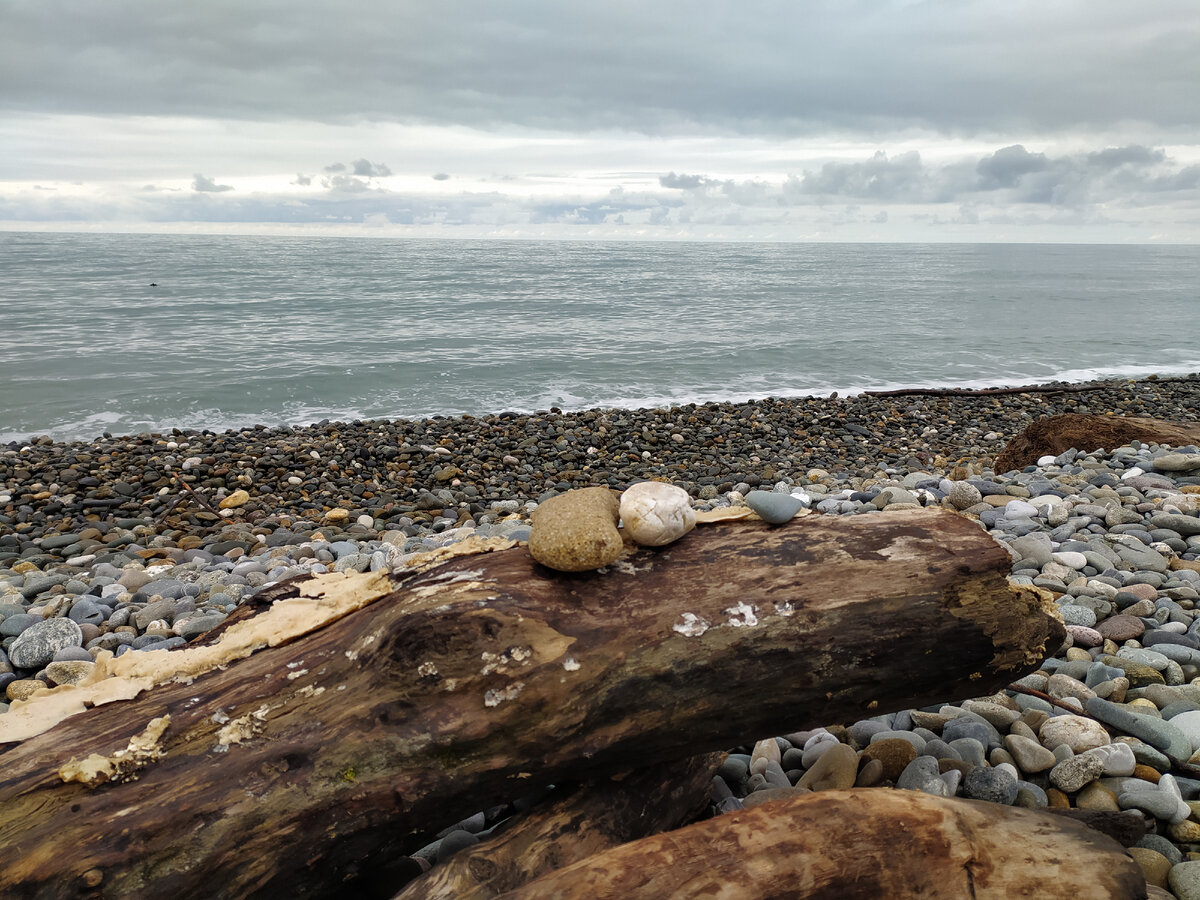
[2,231,1199,444]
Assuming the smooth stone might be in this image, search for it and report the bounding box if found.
[860,739,917,782]
[1052,551,1089,570]
[1076,781,1121,812]
[1129,848,1172,890]
[868,730,926,754]
[896,756,949,796]
[1169,710,1200,753]
[618,482,696,546]
[1038,714,1111,753]
[1082,742,1138,776]
[744,490,806,525]
[795,742,858,792]
[528,488,623,572]
[1172,862,1200,900]
[1004,734,1057,774]
[1087,697,1194,765]
[962,766,1018,805]
[8,617,84,669]
[1151,513,1200,537]
[1153,453,1200,473]
[44,659,95,687]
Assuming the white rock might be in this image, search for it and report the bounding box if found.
[1005,499,1039,518]
[619,482,696,547]
[1051,551,1088,570]
[1037,455,1058,467]
[1039,714,1111,753]
[1080,741,1136,776]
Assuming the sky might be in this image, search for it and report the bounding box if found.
[2,1,1199,242]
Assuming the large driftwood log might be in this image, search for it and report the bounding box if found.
[0,509,1062,899]
[499,789,1147,899]
[995,413,1200,473]
[394,753,724,900]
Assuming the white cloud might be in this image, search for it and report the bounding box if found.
[0,2,1197,239]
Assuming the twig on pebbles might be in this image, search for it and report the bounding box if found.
[153,469,222,522]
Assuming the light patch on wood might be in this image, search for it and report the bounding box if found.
[874,534,930,561]
[773,600,795,616]
[214,703,272,751]
[693,507,753,523]
[483,682,524,707]
[944,576,1063,671]
[724,602,759,627]
[58,715,171,787]
[3,569,394,744]
[417,661,439,677]
[673,613,710,637]
[286,669,309,680]
[563,657,580,671]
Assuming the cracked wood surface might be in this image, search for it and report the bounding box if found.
[0,508,1063,899]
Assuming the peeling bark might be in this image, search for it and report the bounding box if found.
[0,509,1062,899]
[499,789,1147,899]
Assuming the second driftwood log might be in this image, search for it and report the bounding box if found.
[0,508,1063,898]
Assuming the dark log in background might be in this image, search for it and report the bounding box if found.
[994,413,1200,473]
[0,509,1063,899]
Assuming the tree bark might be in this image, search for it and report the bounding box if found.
[0,508,1063,899]
[498,788,1147,899]
[393,753,724,900]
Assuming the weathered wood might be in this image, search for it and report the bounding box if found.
[0,508,1062,899]
[394,753,724,900]
[995,413,1200,473]
[500,789,1147,899]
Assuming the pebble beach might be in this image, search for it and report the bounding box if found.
[5,374,1200,897]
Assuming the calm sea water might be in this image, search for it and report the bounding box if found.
[2,232,1199,443]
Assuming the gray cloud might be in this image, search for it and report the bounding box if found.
[432,172,450,181]
[191,173,233,192]
[351,159,391,177]
[292,173,312,186]
[3,2,1198,139]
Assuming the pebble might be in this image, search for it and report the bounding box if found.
[743,490,806,525]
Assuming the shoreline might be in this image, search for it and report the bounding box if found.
[4,374,1200,547]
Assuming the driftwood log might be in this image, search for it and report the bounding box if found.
[394,753,724,900]
[0,508,1063,899]
[498,789,1147,899]
[994,413,1200,473]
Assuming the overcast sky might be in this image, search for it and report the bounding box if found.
[2,1,1199,241]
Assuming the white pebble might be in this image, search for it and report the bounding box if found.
[619,482,696,547]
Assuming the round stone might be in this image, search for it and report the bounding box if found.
[8,617,84,669]
[528,488,623,572]
[1096,615,1146,642]
[962,765,1018,804]
[619,482,696,547]
[1039,714,1111,753]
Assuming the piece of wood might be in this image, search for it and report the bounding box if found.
[499,789,1147,899]
[394,753,724,900]
[995,413,1200,473]
[0,508,1063,899]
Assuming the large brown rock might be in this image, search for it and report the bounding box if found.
[995,414,1200,473]
[528,487,624,571]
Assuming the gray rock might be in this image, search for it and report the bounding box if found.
[1153,453,1200,473]
[1151,513,1200,537]
[896,756,948,796]
[744,491,805,525]
[1086,697,1194,765]
[8,617,84,669]
[962,766,1018,804]
[1048,753,1105,793]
